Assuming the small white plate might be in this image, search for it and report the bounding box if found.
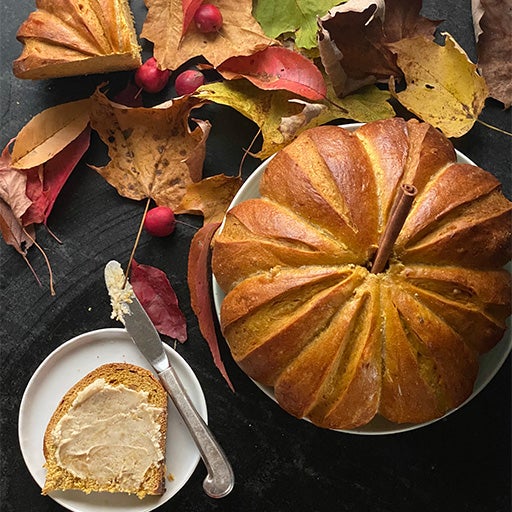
[18,328,207,512]
[212,123,512,435]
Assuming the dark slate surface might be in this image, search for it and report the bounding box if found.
[1,1,510,511]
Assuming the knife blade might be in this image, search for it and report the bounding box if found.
[105,262,234,498]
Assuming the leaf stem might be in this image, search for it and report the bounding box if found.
[476,118,512,137]
[238,127,262,177]
[23,227,55,295]
[123,197,151,288]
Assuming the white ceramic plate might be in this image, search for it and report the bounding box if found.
[18,327,207,512]
[212,123,512,435]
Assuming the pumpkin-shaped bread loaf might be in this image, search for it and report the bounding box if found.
[13,0,141,79]
[212,118,512,430]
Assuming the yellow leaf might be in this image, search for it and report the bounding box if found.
[196,78,393,158]
[89,89,209,209]
[11,99,91,169]
[388,33,489,137]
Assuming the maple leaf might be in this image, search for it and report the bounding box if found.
[472,0,512,108]
[195,78,393,158]
[130,260,188,342]
[10,99,91,169]
[318,0,440,96]
[188,221,234,390]
[388,33,488,137]
[178,174,242,223]
[253,0,341,50]
[89,88,210,210]
[140,0,275,72]
[217,46,327,101]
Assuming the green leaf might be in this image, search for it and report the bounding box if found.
[253,0,345,49]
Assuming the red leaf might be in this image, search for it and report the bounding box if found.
[217,46,327,101]
[181,0,204,38]
[22,126,91,226]
[111,82,144,107]
[188,221,234,391]
[130,260,188,342]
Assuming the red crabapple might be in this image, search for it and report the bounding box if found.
[143,206,176,237]
[174,70,205,95]
[135,57,170,94]
[194,4,223,33]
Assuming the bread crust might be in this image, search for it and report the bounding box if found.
[13,0,141,79]
[212,119,512,429]
[42,362,167,498]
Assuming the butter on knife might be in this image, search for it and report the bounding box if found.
[104,260,134,323]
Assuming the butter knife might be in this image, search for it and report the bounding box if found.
[107,264,234,498]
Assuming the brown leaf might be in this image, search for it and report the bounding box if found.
[318,0,439,96]
[188,221,234,390]
[141,0,275,71]
[177,174,242,223]
[11,99,91,169]
[472,0,512,108]
[0,140,33,221]
[0,197,35,256]
[89,88,210,210]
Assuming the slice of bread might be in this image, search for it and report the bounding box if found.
[13,0,141,79]
[42,363,168,498]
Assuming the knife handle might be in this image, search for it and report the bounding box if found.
[158,365,234,498]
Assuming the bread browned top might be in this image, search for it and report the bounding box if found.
[42,362,168,498]
[13,0,141,79]
[212,118,512,429]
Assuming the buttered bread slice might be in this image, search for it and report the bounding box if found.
[42,363,167,498]
[13,0,141,79]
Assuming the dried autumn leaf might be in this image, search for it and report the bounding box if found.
[217,46,327,101]
[177,174,242,223]
[130,260,188,342]
[318,0,440,96]
[253,0,341,49]
[0,141,34,254]
[0,197,35,257]
[0,140,32,221]
[195,78,393,158]
[472,0,512,108]
[188,221,234,390]
[89,88,210,209]
[22,127,91,226]
[388,33,488,137]
[141,0,275,71]
[10,99,91,169]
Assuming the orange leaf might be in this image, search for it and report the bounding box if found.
[141,0,275,71]
[11,99,91,169]
[177,174,242,223]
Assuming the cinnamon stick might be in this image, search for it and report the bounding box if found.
[371,183,417,274]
